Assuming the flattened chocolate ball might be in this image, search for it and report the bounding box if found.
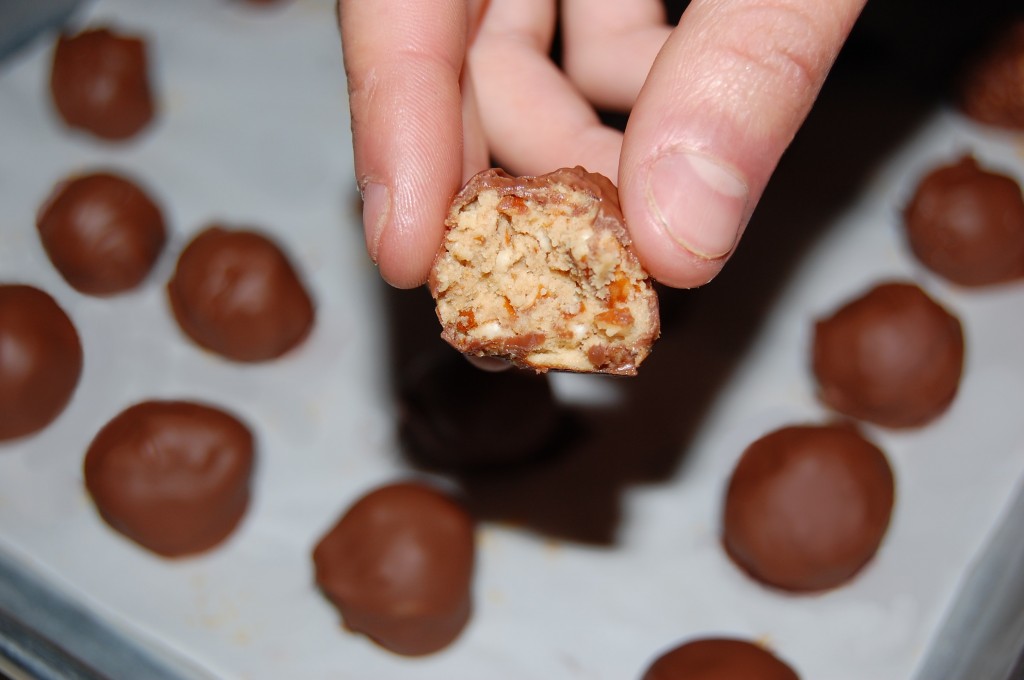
[903,156,1024,287]
[313,482,475,656]
[50,27,155,141]
[37,171,167,296]
[723,425,895,593]
[813,282,964,428]
[84,400,255,557]
[168,226,314,362]
[959,20,1024,130]
[398,351,564,471]
[642,638,799,680]
[429,167,659,375]
[0,285,83,442]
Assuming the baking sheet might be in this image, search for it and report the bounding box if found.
[1,1,1024,678]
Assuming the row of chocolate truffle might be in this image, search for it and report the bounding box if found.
[681,109,1024,677]
[37,169,316,361]
[2,186,316,442]
[38,18,316,576]
[714,156,1022,665]
[38,15,483,671]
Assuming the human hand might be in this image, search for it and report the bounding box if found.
[338,0,865,290]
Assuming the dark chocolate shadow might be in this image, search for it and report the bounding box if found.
[377,0,1018,545]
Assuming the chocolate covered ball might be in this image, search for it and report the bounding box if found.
[642,638,799,680]
[903,156,1024,287]
[313,482,475,656]
[430,167,660,375]
[37,171,167,296]
[959,20,1024,130]
[812,282,964,428]
[167,226,315,362]
[0,285,83,442]
[723,424,895,593]
[84,400,255,557]
[50,27,155,141]
[398,351,564,470]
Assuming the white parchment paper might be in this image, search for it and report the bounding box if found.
[1,1,1023,679]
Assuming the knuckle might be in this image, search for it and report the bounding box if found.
[715,2,837,99]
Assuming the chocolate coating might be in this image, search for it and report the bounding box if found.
[723,424,895,593]
[168,226,315,362]
[813,282,964,428]
[903,156,1024,286]
[0,285,83,442]
[37,171,167,296]
[398,351,564,471]
[959,20,1024,130]
[312,482,475,656]
[642,638,799,680]
[84,400,255,557]
[50,28,155,141]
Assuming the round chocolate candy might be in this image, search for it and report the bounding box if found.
[958,20,1024,130]
[50,27,155,141]
[642,638,800,680]
[903,156,1024,287]
[313,482,475,656]
[0,285,83,442]
[167,226,314,362]
[812,281,964,429]
[37,171,166,296]
[723,424,895,593]
[84,400,255,557]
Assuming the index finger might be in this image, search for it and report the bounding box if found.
[339,0,467,288]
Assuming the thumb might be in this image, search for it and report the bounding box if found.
[618,0,865,288]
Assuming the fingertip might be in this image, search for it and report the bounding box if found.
[373,200,445,290]
[376,251,433,290]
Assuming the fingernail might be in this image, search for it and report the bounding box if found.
[360,181,389,262]
[645,151,748,260]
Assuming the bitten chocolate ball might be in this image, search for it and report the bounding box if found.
[167,226,314,362]
[84,400,255,557]
[429,167,659,375]
[0,285,83,442]
[37,171,167,295]
[313,482,475,656]
[723,424,895,593]
[642,638,799,680]
[398,351,564,471]
[903,156,1024,287]
[50,27,155,141]
[812,282,964,428]
[959,20,1024,130]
